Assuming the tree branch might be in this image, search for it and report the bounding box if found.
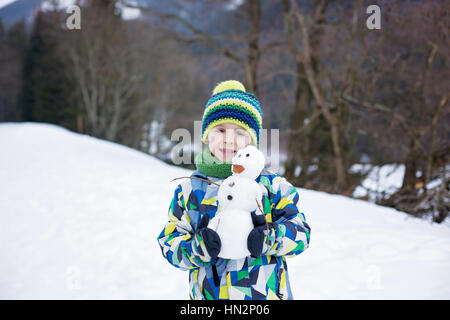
[119,1,244,65]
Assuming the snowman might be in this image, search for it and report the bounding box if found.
[207,145,267,259]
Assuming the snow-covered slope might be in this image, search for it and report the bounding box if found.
[0,0,17,9]
[0,122,449,299]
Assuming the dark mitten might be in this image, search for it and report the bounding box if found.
[251,210,266,227]
[247,211,267,258]
[198,214,221,260]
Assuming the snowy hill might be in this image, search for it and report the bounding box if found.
[0,122,449,299]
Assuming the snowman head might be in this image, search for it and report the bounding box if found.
[231,145,265,180]
[217,176,261,212]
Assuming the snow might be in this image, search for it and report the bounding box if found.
[225,0,244,11]
[0,122,449,299]
[41,0,77,12]
[116,1,141,21]
[39,0,141,20]
[0,0,16,9]
[352,163,405,201]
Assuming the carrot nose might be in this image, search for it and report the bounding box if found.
[232,164,245,174]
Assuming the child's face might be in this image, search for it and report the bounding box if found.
[206,123,252,162]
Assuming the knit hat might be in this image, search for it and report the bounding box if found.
[201,80,263,146]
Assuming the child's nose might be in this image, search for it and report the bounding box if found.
[224,130,236,143]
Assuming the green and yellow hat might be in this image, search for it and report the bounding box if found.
[201,80,263,146]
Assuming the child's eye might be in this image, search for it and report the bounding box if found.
[216,128,225,133]
[237,129,247,136]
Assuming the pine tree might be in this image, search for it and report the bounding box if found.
[0,18,26,122]
[18,10,76,129]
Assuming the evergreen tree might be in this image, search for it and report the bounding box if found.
[0,18,25,122]
[18,10,76,129]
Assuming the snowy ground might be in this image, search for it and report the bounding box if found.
[0,122,449,299]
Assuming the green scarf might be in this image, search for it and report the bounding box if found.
[195,146,233,178]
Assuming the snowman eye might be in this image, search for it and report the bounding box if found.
[238,154,241,158]
[227,195,233,200]
[246,153,250,157]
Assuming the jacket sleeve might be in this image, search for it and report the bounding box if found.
[262,176,311,258]
[157,184,215,270]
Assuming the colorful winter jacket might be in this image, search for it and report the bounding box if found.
[157,167,311,300]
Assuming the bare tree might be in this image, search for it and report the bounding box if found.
[120,0,265,96]
[281,0,368,194]
[341,0,449,221]
[64,2,153,143]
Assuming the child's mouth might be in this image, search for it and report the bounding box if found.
[220,148,236,156]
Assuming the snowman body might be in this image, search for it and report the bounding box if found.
[207,145,266,260]
[211,208,253,259]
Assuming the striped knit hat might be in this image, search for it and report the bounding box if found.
[201,80,263,146]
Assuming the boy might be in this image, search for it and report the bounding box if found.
[157,80,311,300]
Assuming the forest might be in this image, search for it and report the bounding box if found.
[0,0,448,223]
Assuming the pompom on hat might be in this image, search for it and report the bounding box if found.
[201,80,263,146]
